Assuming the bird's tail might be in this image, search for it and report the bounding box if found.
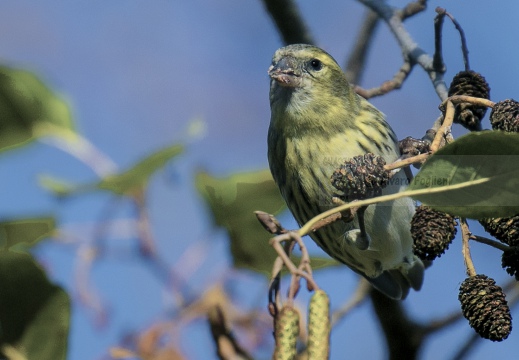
[368,255,424,300]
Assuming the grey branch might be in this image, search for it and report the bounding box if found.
[358,0,449,101]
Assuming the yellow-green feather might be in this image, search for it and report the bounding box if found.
[268,44,423,298]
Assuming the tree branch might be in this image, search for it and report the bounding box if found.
[370,289,425,360]
[261,0,314,45]
[208,306,254,360]
[355,60,413,99]
[358,0,449,101]
[344,8,381,84]
[400,0,427,20]
[460,219,477,277]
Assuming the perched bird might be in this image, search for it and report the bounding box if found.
[267,44,424,299]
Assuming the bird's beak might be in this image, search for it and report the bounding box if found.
[268,57,301,87]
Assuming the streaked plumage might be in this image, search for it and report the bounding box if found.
[267,44,424,299]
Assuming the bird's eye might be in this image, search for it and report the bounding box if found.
[309,59,323,71]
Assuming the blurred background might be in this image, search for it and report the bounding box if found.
[0,1,518,359]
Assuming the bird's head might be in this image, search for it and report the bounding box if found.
[268,44,347,92]
[268,44,355,130]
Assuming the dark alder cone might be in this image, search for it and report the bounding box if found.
[490,99,519,132]
[479,216,519,247]
[410,205,457,261]
[502,247,519,280]
[459,274,512,342]
[448,70,491,131]
[399,136,431,157]
[330,153,389,201]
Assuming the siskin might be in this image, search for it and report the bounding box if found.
[267,44,424,299]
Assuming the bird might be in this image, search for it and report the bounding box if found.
[267,44,424,299]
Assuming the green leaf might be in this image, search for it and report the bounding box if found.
[37,174,81,197]
[0,217,56,250]
[39,144,184,197]
[0,65,75,152]
[409,131,519,219]
[0,251,70,360]
[17,288,69,360]
[97,144,184,196]
[196,169,337,275]
[196,169,286,274]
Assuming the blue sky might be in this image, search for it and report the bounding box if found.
[1,1,518,359]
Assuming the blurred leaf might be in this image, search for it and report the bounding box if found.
[185,116,207,140]
[410,131,519,218]
[196,169,285,274]
[39,144,184,198]
[0,251,70,360]
[197,169,338,275]
[0,217,55,250]
[18,288,69,360]
[38,174,81,197]
[0,65,75,152]
[310,257,339,269]
[1,345,27,360]
[97,144,183,195]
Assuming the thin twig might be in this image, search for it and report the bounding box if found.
[450,332,480,360]
[133,190,157,257]
[269,232,319,305]
[75,244,108,327]
[433,8,447,73]
[133,190,195,308]
[309,212,344,232]
[269,238,297,316]
[428,116,444,135]
[430,100,455,152]
[441,8,471,71]
[355,61,414,99]
[350,0,426,95]
[268,270,281,317]
[471,235,510,252]
[298,177,490,237]
[441,95,495,109]
[75,197,125,326]
[384,152,430,171]
[331,278,371,326]
[423,309,464,335]
[399,0,427,20]
[358,0,449,101]
[460,218,477,277]
[208,306,254,360]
